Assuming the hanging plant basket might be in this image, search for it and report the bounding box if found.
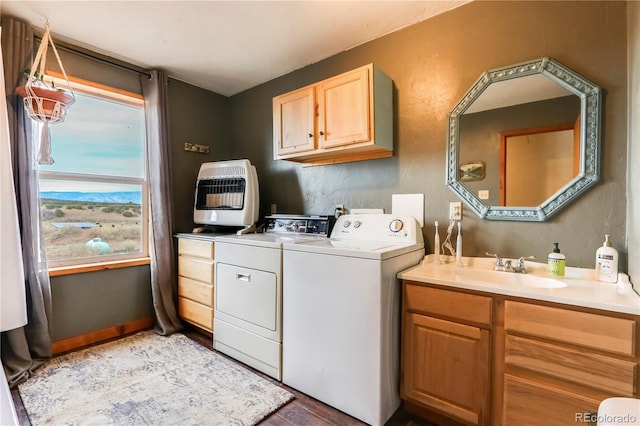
[15,22,75,164]
[16,85,74,124]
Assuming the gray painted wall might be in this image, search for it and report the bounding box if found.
[168,79,232,233]
[50,266,153,340]
[225,0,629,271]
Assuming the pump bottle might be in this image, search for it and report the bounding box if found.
[595,235,619,283]
[548,242,565,277]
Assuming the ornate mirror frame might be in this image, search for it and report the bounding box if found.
[446,57,602,221]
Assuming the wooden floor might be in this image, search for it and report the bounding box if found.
[10,328,436,426]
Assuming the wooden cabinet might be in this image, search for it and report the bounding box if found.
[401,282,639,426]
[272,86,315,156]
[502,301,637,426]
[273,63,392,166]
[177,237,215,333]
[402,283,493,425]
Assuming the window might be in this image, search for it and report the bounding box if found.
[37,76,148,270]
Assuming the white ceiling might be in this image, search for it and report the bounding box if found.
[1,1,468,96]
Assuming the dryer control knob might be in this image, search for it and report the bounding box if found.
[353,220,362,228]
[343,220,352,228]
[389,219,404,233]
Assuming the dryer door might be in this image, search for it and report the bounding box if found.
[216,262,277,331]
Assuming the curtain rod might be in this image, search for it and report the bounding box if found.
[34,34,152,79]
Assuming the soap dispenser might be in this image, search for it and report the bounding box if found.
[595,235,619,283]
[548,242,565,277]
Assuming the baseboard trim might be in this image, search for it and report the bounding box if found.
[52,317,155,355]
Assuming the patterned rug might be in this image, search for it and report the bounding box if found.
[18,331,293,425]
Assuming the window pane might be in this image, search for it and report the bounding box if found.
[40,180,144,263]
[36,79,148,267]
[38,91,145,178]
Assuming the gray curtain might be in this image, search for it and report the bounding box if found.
[141,70,183,335]
[0,16,53,387]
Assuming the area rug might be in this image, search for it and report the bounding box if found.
[18,331,294,425]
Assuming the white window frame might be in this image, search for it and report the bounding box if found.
[38,75,150,273]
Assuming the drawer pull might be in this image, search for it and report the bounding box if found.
[236,272,251,282]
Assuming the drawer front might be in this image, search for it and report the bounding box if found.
[178,256,214,283]
[179,297,213,332]
[503,374,600,426]
[178,276,213,307]
[404,283,492,326]
[504,301,635,356]
[178,238,214,259]
[505,335,636,396]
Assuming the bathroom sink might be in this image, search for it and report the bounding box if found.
[456,268,567,289]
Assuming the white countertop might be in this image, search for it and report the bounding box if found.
[398,255,640,315]
[174,232,234,241]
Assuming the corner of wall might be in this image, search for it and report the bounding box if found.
[627,1,639,292]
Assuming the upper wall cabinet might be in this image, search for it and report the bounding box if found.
[273,64,393,166]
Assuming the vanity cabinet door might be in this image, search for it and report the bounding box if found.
[402,312,491,425]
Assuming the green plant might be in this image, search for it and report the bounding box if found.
[22,68,67,92]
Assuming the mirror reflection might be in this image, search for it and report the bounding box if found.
[458,81,581,207]
[446,58,602,221]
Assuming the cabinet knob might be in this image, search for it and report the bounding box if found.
[308,133,313,138]
[319,131,325,136]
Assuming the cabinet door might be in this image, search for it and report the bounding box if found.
[273,86,315,156]
[402,313,491,425]
[317,67,370,149]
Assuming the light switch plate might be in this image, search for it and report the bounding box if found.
[449,202,462,220]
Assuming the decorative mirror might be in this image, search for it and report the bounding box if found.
[446,57,602,221]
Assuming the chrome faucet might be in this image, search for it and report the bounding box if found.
[486,252,505,271]
[486,253,535,273]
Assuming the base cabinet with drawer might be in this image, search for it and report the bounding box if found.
[402,283,493,425]
[177,237,215,333]
[401,280,639,426]
[502,301,638,426]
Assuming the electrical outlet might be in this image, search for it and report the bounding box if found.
[449,202,462,220]
[478,190,489,200]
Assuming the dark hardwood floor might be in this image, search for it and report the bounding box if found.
[10,328,435,426]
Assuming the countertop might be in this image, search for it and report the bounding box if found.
[398,255,640,315]
[174,232,236,241]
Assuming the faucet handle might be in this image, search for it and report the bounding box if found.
[486,252,504,266]
[518,255,536,264]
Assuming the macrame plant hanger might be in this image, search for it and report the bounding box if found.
[18,22,75,165]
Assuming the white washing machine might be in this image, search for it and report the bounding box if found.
[282,214,425,426]
[213,215,333,380]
